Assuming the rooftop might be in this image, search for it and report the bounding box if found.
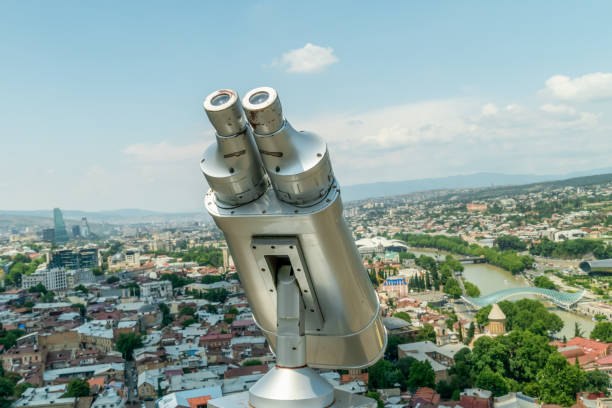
[488,303,506,320]
[156,386,222,408]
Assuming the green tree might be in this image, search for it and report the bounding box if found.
[538,353,585,406]
[384,335,404,361]
[159,303,173,327]
[416,324,436,342]
[575,322,585,338]
[475,367,509,397]
[591,321,612,342]
[451,389,461,401]
[464,281,481,297]
[179,306,196,316]
[202,275,223,284]
[449,348,474,390]
[399,251,416,262]
[181,318,197,328]
[0,378,14,398]
[393,312,411,323]
[584,370,610,393]
[160,273,194,288]
[0,329,25,349]
[63,378,90,397]
[367,359,402,390]
[106,275,119,284]
[436,380,455,399]
[465,322,475,345]
[396,357,417,378]
[407,360,436,390]
[40,291,55,302]
[533,276,556,290]
[364,391,385,408]
[14,383,34,398]
[116,332,143,360]
[74,284,89,293]
[71,303,87,318]
[443,278,463,299]
[495,235,527,251]
[501,330,554,384]
[243,359,263,366]
[203,288,229,303]
[471,336,510,375]
[28,283,47,294]
[475,305,492,327]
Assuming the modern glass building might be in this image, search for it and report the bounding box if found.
[80,217,90,238]
[49,248,100,269]
[53,207,69,245]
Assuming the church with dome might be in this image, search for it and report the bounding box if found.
[485,303,506,336]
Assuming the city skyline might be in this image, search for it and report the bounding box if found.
[2,1,612,212]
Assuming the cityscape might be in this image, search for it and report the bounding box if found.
[1,171,612,408]
[2,2,612,408]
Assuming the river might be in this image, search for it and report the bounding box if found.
[408,248,595,339]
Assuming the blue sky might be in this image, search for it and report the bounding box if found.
[2,1,612,211]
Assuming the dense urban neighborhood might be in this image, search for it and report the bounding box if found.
[1,174,612,408]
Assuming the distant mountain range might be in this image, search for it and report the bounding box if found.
[2,167,612,224]
[340,167,612,202]
[0,208,207,225]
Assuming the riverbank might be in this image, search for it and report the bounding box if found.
[406,247,596,338]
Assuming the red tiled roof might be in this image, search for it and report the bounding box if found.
[341,373,368,384]
[187,396,211,408]
[201,333,233,341]
[88,377,105,387]
[596,355,612,366]
[231,319,255,328]
[224,364,269,379]
[565,337,610,353]
[413,387,440,404]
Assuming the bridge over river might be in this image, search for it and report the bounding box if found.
[462,287,585,310]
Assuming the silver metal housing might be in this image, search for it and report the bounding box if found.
[201,89,268,208]
[242,87,334,206]
[205,184,386,369]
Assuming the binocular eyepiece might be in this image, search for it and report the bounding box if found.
[201,87,335,208]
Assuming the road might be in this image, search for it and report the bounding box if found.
[125,360,140,407]
[452,299,476,323]
[456,273,467,296]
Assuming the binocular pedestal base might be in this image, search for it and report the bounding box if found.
[208,387,376,408]
[207,262,377,408]
[248,366,334,407]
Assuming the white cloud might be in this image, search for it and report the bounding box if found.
[292,98,607,185]
[540,104,576,116]
[481,103,499,116]
[543,72,612,101]
[279,43,339,73]
[122,141,209,162]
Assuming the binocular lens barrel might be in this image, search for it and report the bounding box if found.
[200,89,267,208]
[201,86,335,207]
[242,87,284,135]
[203,90,247,137]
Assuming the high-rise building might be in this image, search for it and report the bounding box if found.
[80,217,90,238]
[49,248,100,270]
[72,225,81,238]
[53,208,69,245]
[21,267,95,291]
[42,228,55,242]
[22,267,67,291]
[140,280,173,301]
